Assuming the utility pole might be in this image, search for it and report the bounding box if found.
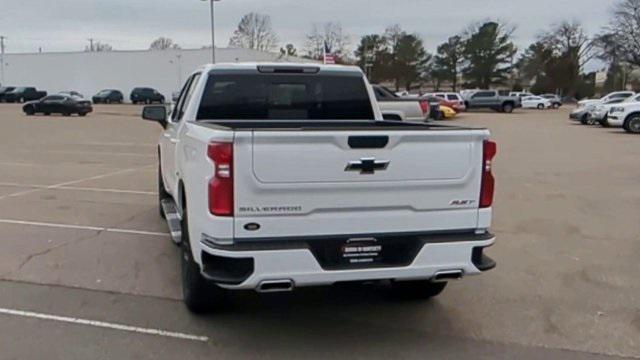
[201,0,221,63]
[0,36,6,84]
[87,38,95,52]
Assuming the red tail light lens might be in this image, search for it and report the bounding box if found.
[419,100,430,115]
[207,142,234,216]
[480,140,497,208]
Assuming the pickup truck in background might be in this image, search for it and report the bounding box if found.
[142,63,497,313]
[464,90,520,113]
[3,87,48,103]
[372,84,431,121]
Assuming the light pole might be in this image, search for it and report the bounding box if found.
[202,0,221,63]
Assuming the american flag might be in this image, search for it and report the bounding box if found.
[323,42,336,65]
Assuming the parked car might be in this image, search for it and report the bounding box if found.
[142,63,497,313]
[92,89,124,104]
[577,91,635,108]
[0,86,16,102]
[372,85,430,121]
[465,90,521,113]
[130,87,165,104]
[509,91,534,98]
[607,101,640,133]
[430,92,466,112]
[588,94,640,126]
[23,94,93,116]
[570,98,626,124]
[421,95,443,120]
[521,96,551,109]
[439,105,457,119]
[59,91,84,98]
[3,87,47,103]
[540,94,563,109]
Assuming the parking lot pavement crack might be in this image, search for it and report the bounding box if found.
[3,229,106,278]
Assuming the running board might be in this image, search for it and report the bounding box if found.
[161,199,182,244]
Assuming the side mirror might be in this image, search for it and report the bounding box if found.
[142,105,167,128]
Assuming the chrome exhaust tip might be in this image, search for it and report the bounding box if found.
[432,270,464,283]
[256,279,294,293]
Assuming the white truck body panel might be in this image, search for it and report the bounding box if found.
[154,63,496,294]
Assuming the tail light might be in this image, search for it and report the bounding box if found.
[480,140,497,208]
[419,100,430,115]
[207,142,234,216]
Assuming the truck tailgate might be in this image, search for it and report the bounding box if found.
[233,129,489,239]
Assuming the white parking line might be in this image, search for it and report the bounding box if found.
[0,166,152,201]
[0,219,169,237]
[0,182,157,196]
[0,307,209,342]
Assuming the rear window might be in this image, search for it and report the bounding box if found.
[196,73,374,120]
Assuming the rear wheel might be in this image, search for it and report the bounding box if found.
[63,112,71,117]
[78,112,87,117]
[552,103,560,109]
[24,106,35,115]
[502,103,514,113]
[392,280,447,300]
[180,199,226,313]
[624,114,640,133]
[537,104,544,110]
[580,113,589,125]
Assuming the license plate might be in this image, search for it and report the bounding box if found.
[341,239,382,264]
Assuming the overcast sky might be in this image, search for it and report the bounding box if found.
[2,0,615,67]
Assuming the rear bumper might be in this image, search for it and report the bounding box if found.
[196,232,496,290]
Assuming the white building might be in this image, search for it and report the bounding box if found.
[0,48,313,100]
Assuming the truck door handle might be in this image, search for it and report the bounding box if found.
[348,136,389,149]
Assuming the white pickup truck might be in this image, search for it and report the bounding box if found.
[142,63,497,313]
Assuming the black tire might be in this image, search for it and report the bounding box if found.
[623,114,640,133]
[44,112,51,116]
[502,103,514,113]
[580,113,589,125]
[78,112,87,117]
[553,103,561,109]
[24,106,35,115]
[392,280,447,300]
[537,104,544,110]
[180,199,226,313]
[63,112,71,117]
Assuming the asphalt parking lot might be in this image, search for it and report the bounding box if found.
[0,103,638,359]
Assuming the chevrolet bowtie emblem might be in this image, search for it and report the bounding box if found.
[345,158,390,174]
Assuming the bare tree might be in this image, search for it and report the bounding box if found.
[605,0,640,67]
[228,12,279,52]
[85,41,113,52]
[304,22,350,60]
[540,21,595,70]
[149,37,181,50]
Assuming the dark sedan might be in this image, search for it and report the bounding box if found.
[23,95,93,116]
[0,86,16,102]
[92,89,124,104]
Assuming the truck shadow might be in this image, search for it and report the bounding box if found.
[192,283,463,354]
